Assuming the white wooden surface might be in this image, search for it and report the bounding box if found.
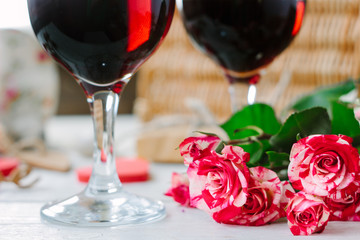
[1,115,360,240]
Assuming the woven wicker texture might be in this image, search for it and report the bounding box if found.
[135,0,360,122]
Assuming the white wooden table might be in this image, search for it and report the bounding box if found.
[1,115,359,240]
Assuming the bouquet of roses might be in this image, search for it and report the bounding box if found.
[165,79,360,236]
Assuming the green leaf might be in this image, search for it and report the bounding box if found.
[283,79,356,115]
[239,140,271,167]
[331,101,360,137]
[240,142,262,167]
[270,107,331,152]
[352,135,360,148]
[264,151,290,169]
[234,126,265,136]
[220,103,281,140]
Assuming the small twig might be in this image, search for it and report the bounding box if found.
[214,141,225,153]
[234,125,265,136]
[227,133,272,146]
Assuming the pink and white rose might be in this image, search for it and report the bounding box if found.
[179,135,221,165]
[187,145,250,223]
[288,134,360,198]
[324,182,360,221]
[220,145,250,165]
[165,172,192,207]
[228,167,295,226]
[287,191,330,236]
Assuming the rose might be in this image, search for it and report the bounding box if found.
[228,167,294,226]
[187,145,250,223]
[287,192,330,236]
[221,145,250,165]
[323,181,360,221]
[165,172,192,207]
[179,135,221,165]
[288,134,359,197]
[324,192,360,221]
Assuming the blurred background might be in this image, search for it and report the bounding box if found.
[1,0,360,163]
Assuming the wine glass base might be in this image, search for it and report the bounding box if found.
[40,190,166,227]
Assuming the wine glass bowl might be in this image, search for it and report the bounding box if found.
[177,0,306,112]
[30,0,175,95]
[27,0,175,226]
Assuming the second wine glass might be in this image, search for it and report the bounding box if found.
[177,0,306,112]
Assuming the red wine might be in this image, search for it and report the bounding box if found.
[28,0,175,95]
[179,0,305,82]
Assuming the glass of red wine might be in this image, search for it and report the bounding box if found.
[177,0,306,112]
[27,0,175,226]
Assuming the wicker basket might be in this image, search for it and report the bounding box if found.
[135,0,360,122]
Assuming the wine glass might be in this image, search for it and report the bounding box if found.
[176,0,306,112]
[27,0,175,226]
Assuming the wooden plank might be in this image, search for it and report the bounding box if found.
[1,202,360,240]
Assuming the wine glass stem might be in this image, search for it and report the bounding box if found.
[247,84,257,105]
[229,82,257,113]
[85,90,122,195]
